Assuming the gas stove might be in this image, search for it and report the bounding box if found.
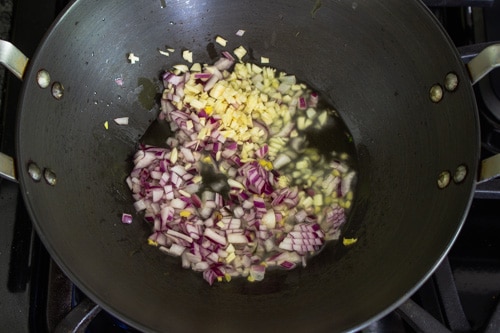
[1,1,500,332]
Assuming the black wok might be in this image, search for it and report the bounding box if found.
[1,0,484,332]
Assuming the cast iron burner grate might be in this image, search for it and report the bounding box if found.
[364,197,500,333]
[397,259,500,333]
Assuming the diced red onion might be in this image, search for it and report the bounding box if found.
[170,198,187,209]
[194,72,212,80]
[121,213,133,224]
[204,228,227,246]
[272,153,292,169]
[167,229,193,243]
[341,171,356,196]
[298,97,307,110]
[280,261,296,270]
[194,261,210,271]
[221,50,235,61]
[133,199,146,212]
[227,233,248,244]
[214,57,234,71]
[128,58,356,286]
[249,265,266,281]
[309,92,319,108]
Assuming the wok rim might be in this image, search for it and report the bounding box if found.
[14,0,480,332]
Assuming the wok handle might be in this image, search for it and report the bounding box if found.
[465,44,500,85]
[0,40,28,182]
[0,153,16,182]
[0,153,17,182]
[461,43,500,183]
[0,40,28,80]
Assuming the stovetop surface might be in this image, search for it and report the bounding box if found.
[1,1,500,332]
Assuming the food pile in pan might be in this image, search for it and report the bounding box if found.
[125,42,356,285]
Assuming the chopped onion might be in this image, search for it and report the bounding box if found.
[114,117,129,125]
[204,228,227,246]
[227,232,248,244]
[127,55,356,285]
[273,153,292,169]
[249,265,266,281]
[121,213,133,224]
[262,210,276,229]
[341,171,356,196]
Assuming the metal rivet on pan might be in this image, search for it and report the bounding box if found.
[453,164,467,184]
[437,170,451,189]
[36,69,51,89]
[429,84,443,103]
[27,162,42,182]
[43,168,57,186]
[51,82,64,100]
[444,72,459,92]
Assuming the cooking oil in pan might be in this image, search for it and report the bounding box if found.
[128,59,358,284]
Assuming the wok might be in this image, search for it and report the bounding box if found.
[0,0,497,332]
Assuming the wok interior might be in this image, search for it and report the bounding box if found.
[17,0,479,332]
